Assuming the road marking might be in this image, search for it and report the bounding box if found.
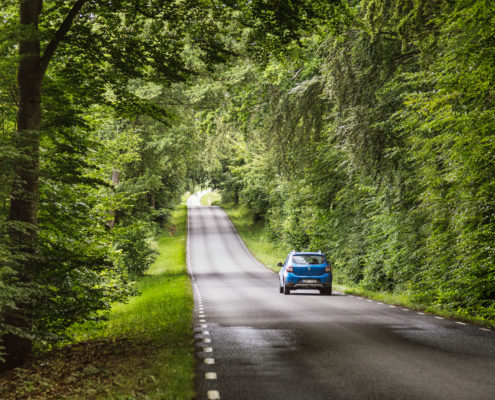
[201,324,207,328]
[366,300,373,303]
[204,338,211,343]
[204,347,213,353]
[456,322,467,326]
[435,316,444,320]
[480,328,491,332]
[388,305,396,308]
[200,319,206,323]
[204,358,215,364]
[377,302,384,305]
[202,330,209,335]
[205,372,217,380]
[207,390,220,399]
[417,312,425,315]
[401,309,410,311]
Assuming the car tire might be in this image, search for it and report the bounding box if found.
[321,289,332,296]
[279,285,283,294]
[284,285,291,295]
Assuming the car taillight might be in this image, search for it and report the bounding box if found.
[325,265,331,273]
[286,265,293,272]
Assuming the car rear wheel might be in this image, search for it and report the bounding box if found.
[320,289,332,296]
[279,285,283,294]
[284,285,291,295]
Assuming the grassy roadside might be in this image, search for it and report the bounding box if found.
[220,202,288,271]
[0,205,195,400]
[215,200,494,329]
[199,190,221,206]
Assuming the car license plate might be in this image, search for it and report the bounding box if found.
[302,279,317,283]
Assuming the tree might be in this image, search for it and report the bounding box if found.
[1,0,231,369]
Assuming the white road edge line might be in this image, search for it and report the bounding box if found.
[456,322,467,326]
[207,390,220,399]
[480,328,491,332]
[205,372,217,380]
[204,358,215,364]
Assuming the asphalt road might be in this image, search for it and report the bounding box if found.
[186,198,495,400]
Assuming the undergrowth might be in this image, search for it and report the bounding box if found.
[0,205,195,399]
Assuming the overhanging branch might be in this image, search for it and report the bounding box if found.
[40,0,88,77]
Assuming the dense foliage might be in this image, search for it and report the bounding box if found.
[1,0,493,370]
[0,0,231,367]
[199,0,495,321]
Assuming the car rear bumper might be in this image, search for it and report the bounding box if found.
[284,273,332,289]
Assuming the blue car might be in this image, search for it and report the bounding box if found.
[278,251,332,295]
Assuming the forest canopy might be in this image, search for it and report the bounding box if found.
[1,0,494,369]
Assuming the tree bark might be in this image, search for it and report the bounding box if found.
[2,0,43,370]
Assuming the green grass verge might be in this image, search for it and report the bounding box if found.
[221,202,288,272]
[92,204,195,399]
[200,191,221,206]
[221,202,495,329]
[0,205,195,400]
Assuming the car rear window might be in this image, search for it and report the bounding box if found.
[292,255,326,265]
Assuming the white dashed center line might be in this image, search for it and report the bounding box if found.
[204,358,215,364]
[205,372,217,380]
[207,390,220,399]
[456,322,467,326]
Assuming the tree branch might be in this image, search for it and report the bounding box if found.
[40,0,88,77]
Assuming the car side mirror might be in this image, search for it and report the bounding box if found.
[277,262,283,267]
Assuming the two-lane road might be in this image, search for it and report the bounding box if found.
[187,201,495,400]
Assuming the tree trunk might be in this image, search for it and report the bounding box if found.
[106,169,120,228]
[1,0,43,370]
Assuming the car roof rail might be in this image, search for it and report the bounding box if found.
[290,249,296,254]
[318,250,322,254]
